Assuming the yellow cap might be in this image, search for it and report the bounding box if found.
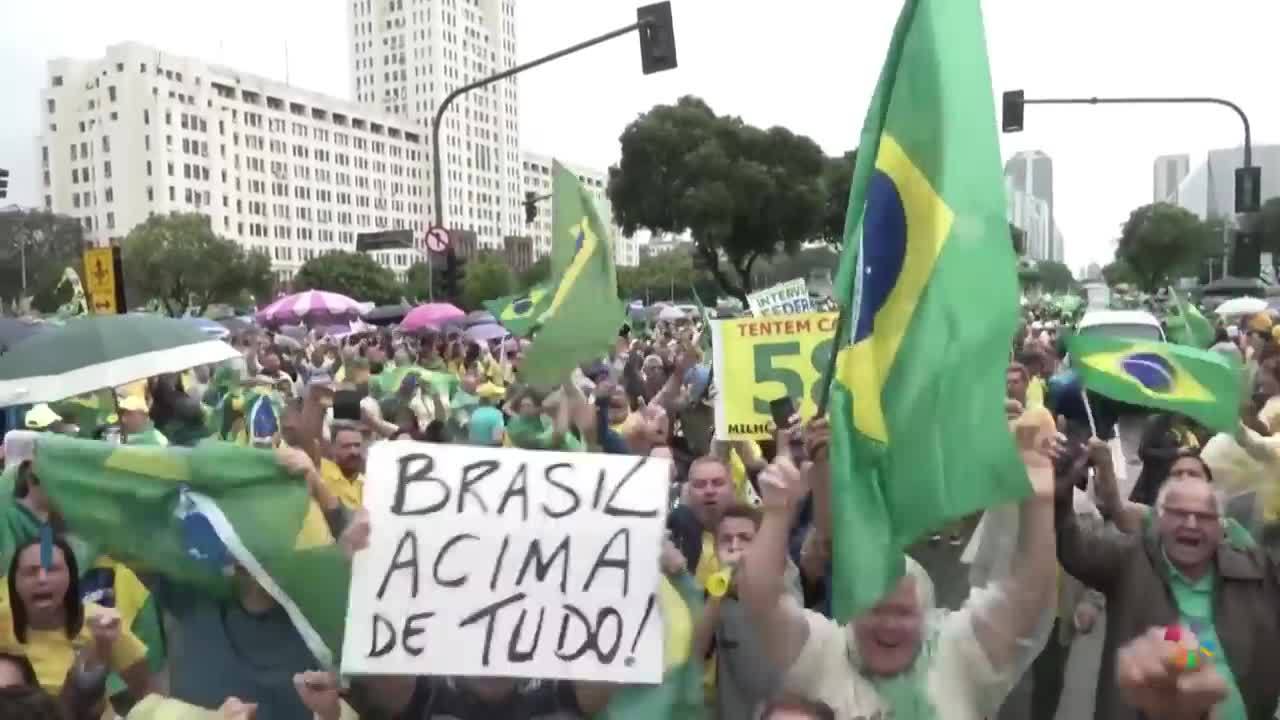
[476,382,506,400]
[24,404,62,430]
[117,395,149,413]
[1247,313,1273,332]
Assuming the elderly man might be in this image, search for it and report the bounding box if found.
[738,423,1058,719]
[1056,450,1280,719]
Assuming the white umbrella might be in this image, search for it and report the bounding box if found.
[657,305,687,321]
[1214,296,1268,318]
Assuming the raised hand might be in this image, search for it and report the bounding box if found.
[293,671,342,720]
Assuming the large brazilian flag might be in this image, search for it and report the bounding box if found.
[826,0,1029,619]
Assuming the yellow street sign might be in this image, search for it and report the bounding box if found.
[83,247,118,314]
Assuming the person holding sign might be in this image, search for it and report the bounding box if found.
[335,509,622,720]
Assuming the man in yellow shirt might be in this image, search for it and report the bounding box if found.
[320,425,366,510]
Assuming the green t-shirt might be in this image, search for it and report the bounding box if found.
[1164,553,1247,720]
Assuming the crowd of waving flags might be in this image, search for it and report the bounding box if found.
[0,0,1258,715]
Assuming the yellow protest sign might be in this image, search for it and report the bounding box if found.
[82,247,118,314]
[710,312,838,440]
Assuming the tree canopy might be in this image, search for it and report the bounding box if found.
[608,96,833,304]
[0,209,87,314]
[516,256,551,292]
[1035,260,1076,293]
[819,151,856,246]
[121,212,273,316]
[617,250,719,304]
[293,250,401,305]
[1114,202,1215,292]
[459,252,515,310]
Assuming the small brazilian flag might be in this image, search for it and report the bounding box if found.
[1068,333,1241,432]
[826,0,1029,619]
[484,283,552,338]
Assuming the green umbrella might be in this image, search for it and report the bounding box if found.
[0,314,241,407]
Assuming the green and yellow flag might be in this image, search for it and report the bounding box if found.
[1167,287,1216,349]
[520,162,626,387]
[23,435,350,668]
[825,0,1028,619]
[592,573,704,720]
[484,284,553,338]
[1068,333,1240,432]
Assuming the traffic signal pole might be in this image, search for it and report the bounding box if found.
[1009,95,1253,168]
[428,3,674,300]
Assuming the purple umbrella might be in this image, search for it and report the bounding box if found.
[256,290,363,325]
[401,303,465,333]
[465,323,508,342]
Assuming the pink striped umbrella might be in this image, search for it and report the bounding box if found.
[255,290,363,325]
[400,303,466,333]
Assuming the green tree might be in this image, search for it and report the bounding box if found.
[293,250,401,305]
[460,252,515,310]
[517,256,551,291]
[403,261,432,302]
[1115,202,1214,292]
[121,212,273,316]
[608,96,828,304]
[819,151,856,246]
[0,209,87,314]
[1036,260,1075,293]
[1101,258,1136,287]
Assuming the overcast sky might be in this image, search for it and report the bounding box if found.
[2,0,1276,271]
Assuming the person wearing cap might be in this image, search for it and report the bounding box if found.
[23,405,69,435]
[116,396,168,447]
[467,383,507,447]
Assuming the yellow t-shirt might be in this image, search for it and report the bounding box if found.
[1026,377,1046,409]
[0,601,147,695]
[320,458,364,510]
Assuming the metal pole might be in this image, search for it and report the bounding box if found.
[430,21,643,229]
[1021,96,1253,166]
[19,231,27,295]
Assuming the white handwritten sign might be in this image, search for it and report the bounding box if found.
[747,277,813,316]
[342,441,670,684]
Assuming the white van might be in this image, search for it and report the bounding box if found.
[1076,309,1165,342]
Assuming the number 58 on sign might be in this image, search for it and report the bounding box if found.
[710,312,837,440]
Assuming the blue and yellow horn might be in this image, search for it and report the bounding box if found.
[705,568,733,598]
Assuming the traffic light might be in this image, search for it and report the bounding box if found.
[1236,166,1262,214]
[440,249,466,300]
[1001,90,1025,133]
[0,168,9,199]
[636,2,677,75]
[524,191,538,225]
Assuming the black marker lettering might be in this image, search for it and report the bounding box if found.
[496,463,529,520]
[555,603,593,662]
[401,611,435,657]
[542,463,580,519]
[458,459,500,514]
[433,533,477,588]
[368,614,396,658]
[392,454,450,515]
[507,606,546,663]
[594,607,623,664]
[583,527,631,596]
[376,530,420,600]
[490,534,510,591]
[515,536,570,593]
[591,467,608,511]
[603,456,660,518]
[457,592,526,667]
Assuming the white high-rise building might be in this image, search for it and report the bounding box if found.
[350,0,521,249]
[520,151,639,267]
[1004,150,1063,262]
[1153,154,1190,204]
[1005,182,1053,262]
[37,42,432,282]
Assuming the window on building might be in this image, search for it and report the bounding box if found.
[103,161,112,179]
[165,110,172,124]
[51,75,63,86]
[108,86,117,102]
[80,141,87,156]
[169,186,175,201]
[147,186,154,202]
[144,109,150,125]
[106,212,115,230]
[46,98,55,114]
[146,160,152,176]
[105,187,113,203]
[71,168,78,184]
[102,135,110,153]
[72,194,80,209]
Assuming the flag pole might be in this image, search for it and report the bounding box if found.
[814,302,850,417]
